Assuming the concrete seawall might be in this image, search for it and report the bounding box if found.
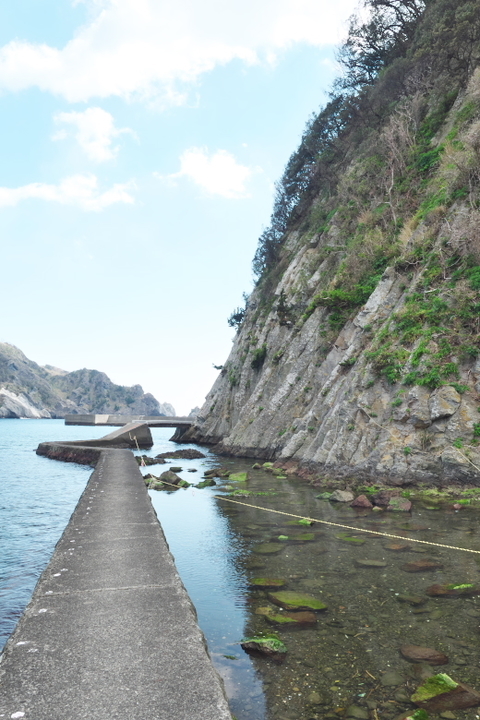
[0,442,232,719]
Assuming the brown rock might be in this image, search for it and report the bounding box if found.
[351,494,373,509]
[373,489,400,506]
[400,645,448,665]
[412,677,480,712]
[384,542,411,551]
[426,583,480,597]
[401,560,444,573]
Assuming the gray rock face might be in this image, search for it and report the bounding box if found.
[0,342,173,419]
[180,230,480,484]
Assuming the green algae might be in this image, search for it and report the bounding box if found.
[268,590,327,611]
[336,533,366,544]
[241,632,287,654]
[411,674,458,703]
[406,711,429,720]
[251,578,286,588]
[278,535,289,540]
[229,472,248,482]
[446,583,474,590]
[262,462,274,468]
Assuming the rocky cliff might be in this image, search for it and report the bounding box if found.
[184,0,480,485]
[0,343,175,419]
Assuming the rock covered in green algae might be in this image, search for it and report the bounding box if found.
[253,542,284,554]
[262,462,274,468]
[229,472,248,482]
[250,577,286,589]
[405,711,429,720]
[286,518,314,526]
[411,673,480,711]
[195,478,216,489]
[336,533,366,545]
[387,496,412,512]
[265,610,317,628]
[159,470,183,485]
[240,633,287,662]
[268,590,327,611]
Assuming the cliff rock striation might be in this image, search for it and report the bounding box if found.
[0,343,174,419]
[184,0,480,485]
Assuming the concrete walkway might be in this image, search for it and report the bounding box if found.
[0,448,232,720]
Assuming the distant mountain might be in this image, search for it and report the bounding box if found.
[0,343,175,419]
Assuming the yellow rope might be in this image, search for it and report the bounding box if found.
[143,470,480,555]
[214,495,480,555]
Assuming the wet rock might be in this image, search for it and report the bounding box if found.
[373,489,400,506]
[345,705,369,719]
[262,462,274,468]
[253,542,284,555]
[290,532,315,542]
[411,664,435,681]
[401,560,444,573]
[159,470,182,485]
[250,578,287,589]
[308,691,326,705]
[385,542,411,551]
[395,593,427,606]
[268,590,327,611]
[246,559,266,569]
[439,712,456,719]
[187,468,198,472]
[394,690,410,702]
[195,478,216,488]
[330,489,355,502]
[381,671,406,686]
[136,455,165,466]
[169,466,183,472]
[252,463,262,469]
[426,583,480,597]
[354,559,387,568]
[241,633,287,663]
[229,471,248,482]
[336,533,366,545]
[155,449,206,459]
[265,610,317,628]
[411,673,480,711]
[351,495,373,509]
[388,497,412,512]
[400,645,449,665]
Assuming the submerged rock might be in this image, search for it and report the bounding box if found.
[400,645,448,665]
[411,673,480,711]
[250,577,286,589]
[265,610,317,628]
[381,671,406,686]
[268,590,327,611]
[384,542,411,551]
[229,472,248,482]
[354,559,387,568]
[395,594,427,606]
[336,533,366,545]
[426,583,480,597]
[401,560,444,573]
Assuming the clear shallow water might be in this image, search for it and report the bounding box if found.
[3,420,480,720]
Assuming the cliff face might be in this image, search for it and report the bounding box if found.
[184,0,480,485]
[0,343,174,419]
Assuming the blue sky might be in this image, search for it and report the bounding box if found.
[0,0,357,415]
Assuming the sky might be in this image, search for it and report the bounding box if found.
[0,0,358,416]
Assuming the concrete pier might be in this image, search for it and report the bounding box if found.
[0,447,232,719]
[65,414,192,429]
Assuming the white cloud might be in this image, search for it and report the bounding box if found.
[0,174,135,211]
[53,107,135,162]
[0,0,357,103]
[157,148,254,198]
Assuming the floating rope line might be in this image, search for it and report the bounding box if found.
[142,470,480,555]
[213,495,480,555]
